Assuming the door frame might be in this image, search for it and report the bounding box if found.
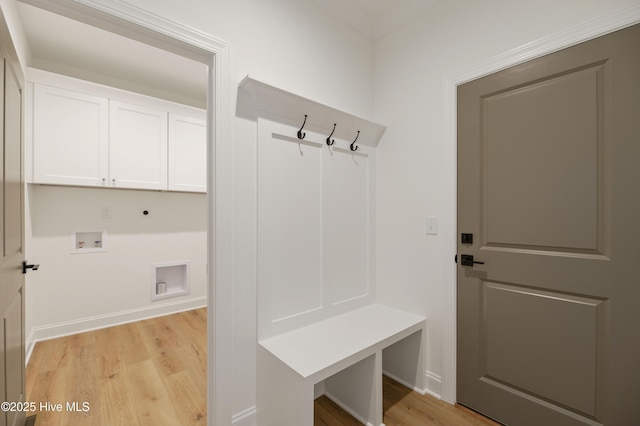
[440,3,640,404]
[18,0,233,424]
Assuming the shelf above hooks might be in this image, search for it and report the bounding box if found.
[237,75,387,148]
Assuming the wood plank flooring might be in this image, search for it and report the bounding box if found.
[315,375,501,426]
[26,308,207,425]
[27,308,499,425]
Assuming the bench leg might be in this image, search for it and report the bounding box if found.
[257,346,314,425]
[382,328,427,393]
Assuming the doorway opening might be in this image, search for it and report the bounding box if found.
[17,0,231,423]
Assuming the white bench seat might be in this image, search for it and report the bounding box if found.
[257,303,426,425]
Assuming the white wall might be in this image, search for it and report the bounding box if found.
[20,0,640,421]
[373,0,640,398]
[23,0,375,422]
[25,185,207,337]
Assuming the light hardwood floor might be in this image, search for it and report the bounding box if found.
[26,308,207,425]
[315,375,501,426]
[27,308,499,425]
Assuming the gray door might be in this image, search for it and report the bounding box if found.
[457,24,640,425]
[0,9,26,426]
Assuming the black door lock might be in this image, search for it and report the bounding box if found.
[22,261,40,274]
[461,233,473,244]
[460,254,484,267]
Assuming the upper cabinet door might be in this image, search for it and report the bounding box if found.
[109,100,168,190]
[168,112,206,193]
[33,84,109,187]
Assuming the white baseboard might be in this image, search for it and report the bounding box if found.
[232,406,257,425]
[25,296,207,365]
[425,371,443,399]
[380,370,442,400]
[324,391,380,426]
[382,370,428,396]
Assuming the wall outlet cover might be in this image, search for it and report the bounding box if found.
[426,216,438,235]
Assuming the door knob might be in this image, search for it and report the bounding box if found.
[22,261,40,274]
[460,254,484,267]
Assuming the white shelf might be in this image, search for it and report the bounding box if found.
[238,75,386,148]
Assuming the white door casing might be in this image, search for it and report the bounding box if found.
[18,0,232,424]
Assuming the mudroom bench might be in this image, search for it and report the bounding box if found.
[257,303,427,426]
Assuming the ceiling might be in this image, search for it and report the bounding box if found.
[313,0,442,39]
[16,0,439,107]
[16,1,209,107]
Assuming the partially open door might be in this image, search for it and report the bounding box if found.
[0,6,26,426]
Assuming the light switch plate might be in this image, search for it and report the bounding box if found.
[426,216,438,235]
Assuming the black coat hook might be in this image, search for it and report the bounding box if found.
[350,130,360,152]
[326,123,336,146]
[297,114,307,140]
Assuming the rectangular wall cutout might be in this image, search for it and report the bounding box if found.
[151,261,190,301]
[70,230,106,254]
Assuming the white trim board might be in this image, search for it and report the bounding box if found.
[440,3,640,404]
[232,407,257,426]
[238,75,386,148]
[18,1,233,424]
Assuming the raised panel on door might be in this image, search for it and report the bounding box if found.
[109,100,167,190]
[168,112,206,192]
[457,24,640,425]
[32,84,109,186]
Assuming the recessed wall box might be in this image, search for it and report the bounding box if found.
[70,230,107,254]
[151,261,190,301]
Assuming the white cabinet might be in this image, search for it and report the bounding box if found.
[32,84,109,187]
[168,112,207,192]
[29,70,206,193]
[109,101,168,190]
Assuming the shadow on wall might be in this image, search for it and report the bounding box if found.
[27,184,207,237]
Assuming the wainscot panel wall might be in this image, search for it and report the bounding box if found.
[256,119,376,340]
